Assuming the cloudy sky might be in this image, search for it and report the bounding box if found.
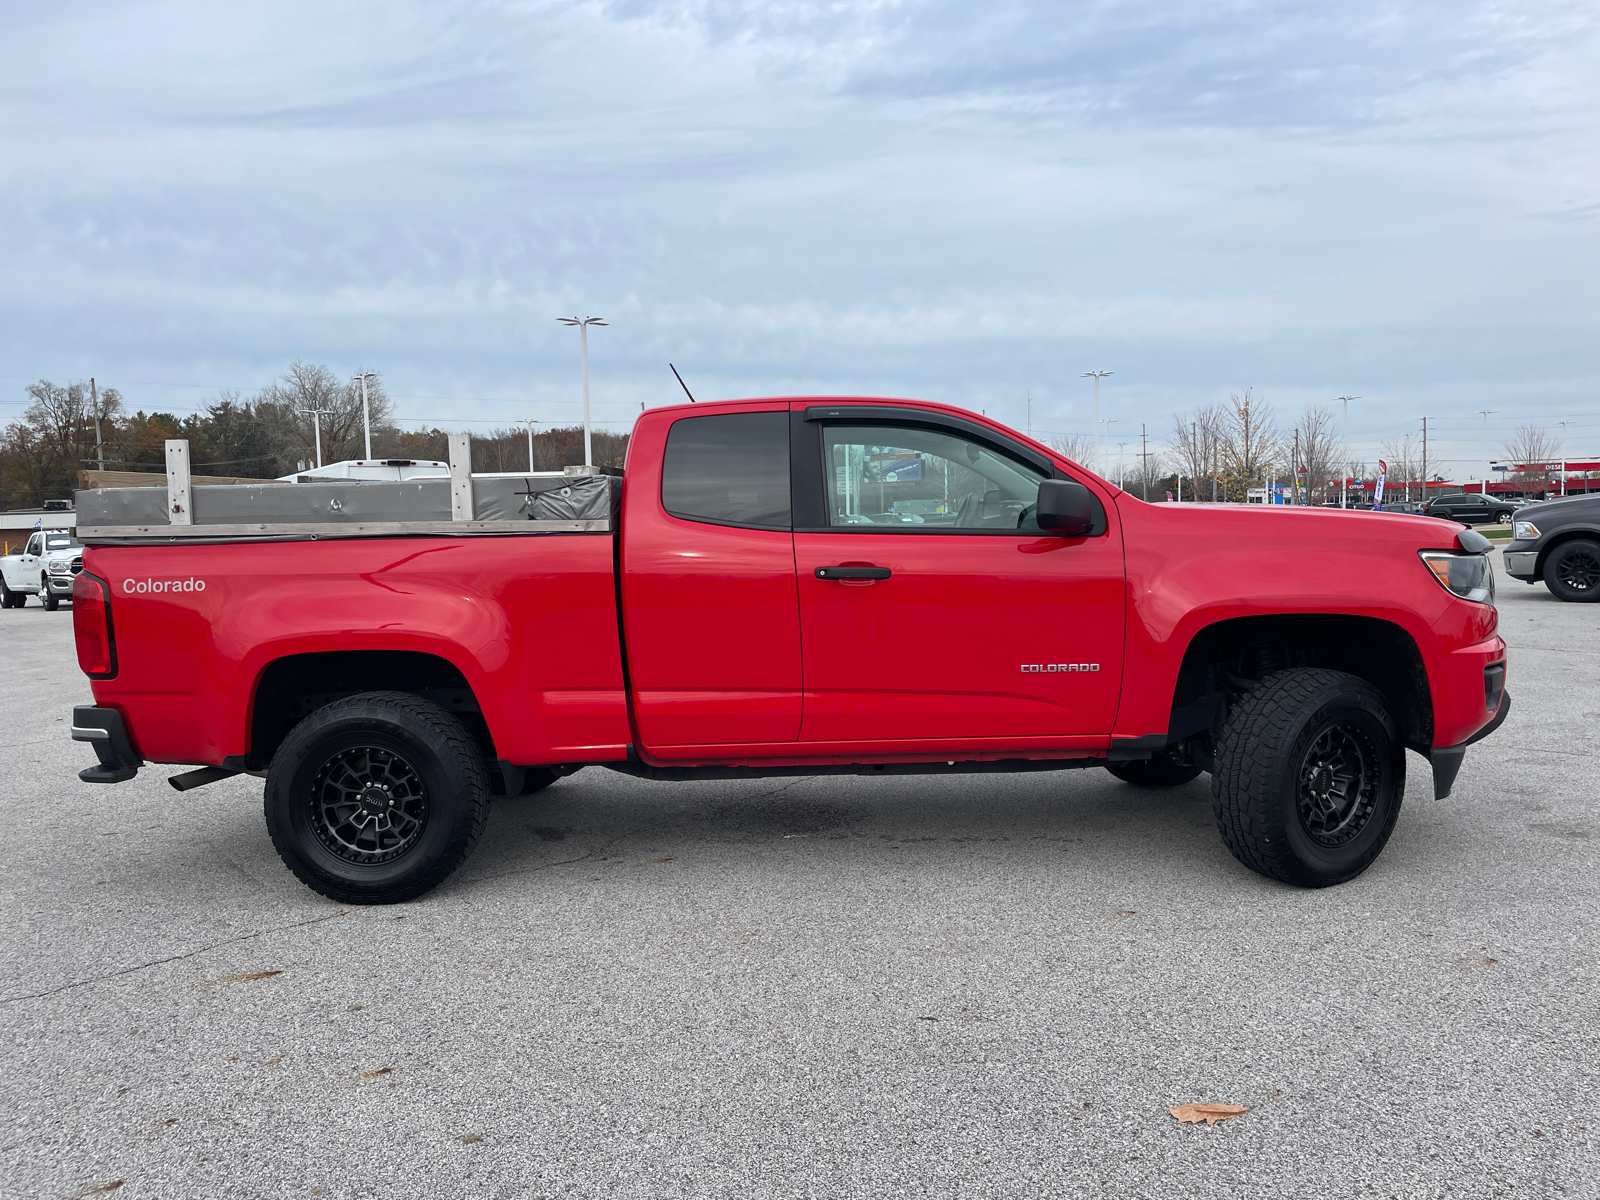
[2,0,1596,477]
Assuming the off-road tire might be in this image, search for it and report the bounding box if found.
[1543,539,1600,603]
[1105,757,1204,787]
[264,691,491,905]
[1212,668,1404,888]
[40,577,59,611]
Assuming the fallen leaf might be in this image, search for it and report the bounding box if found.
[159,1118,178,1127]
[460,1134,484,1144]
[654,857,674,863]
[211,970,283,984]
[1170,1103,1249,1125]
[358,1066,393,1079]
[262,1057,281,1066]
[1115,910,1137,917]
[69,1183,124,1199]
[347,1004,364,1012]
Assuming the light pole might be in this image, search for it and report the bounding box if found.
[1333,395,1360,508]
[558,316,608,468]
[1478,410,1498,494]
[518,419,539,473]
[353,371,378,461]
[1082,371,1112,473]
[298,407,332,469]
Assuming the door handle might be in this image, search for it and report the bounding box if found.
[815,566,891,580]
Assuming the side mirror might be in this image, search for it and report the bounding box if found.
[1036,479,1095,535]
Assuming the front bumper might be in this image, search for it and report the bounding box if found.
[71,705,143,783]
[1428,690,1511,800]
[1503,550,1538,579]
[45,573,74,593]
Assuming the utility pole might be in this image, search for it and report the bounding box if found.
[518,419,538,472]
[1333,396,1359,508]
[299,408,332,469]
[1421,416,1428,509]
[1140,423,1149,501]
[1082,371,1112,472]
[558,316,608,468]
[1293,428,1301,505]
[1026,391,1032,440]
[352,371,378,461]
[90,376,105,471]
[1117,442,1128,489]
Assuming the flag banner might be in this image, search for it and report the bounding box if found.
[1374,459,1387,507]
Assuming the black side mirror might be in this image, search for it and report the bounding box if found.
[1036,479,1095,535]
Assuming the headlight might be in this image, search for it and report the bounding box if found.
[47,561,71,574]
[1420,550,1495,605]
[1513,520,1539,540]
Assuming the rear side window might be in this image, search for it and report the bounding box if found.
[661,412,791,530]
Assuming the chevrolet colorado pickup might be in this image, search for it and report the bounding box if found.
[68,397,1510,902]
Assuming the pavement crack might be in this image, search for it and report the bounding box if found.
[0,911,344,1005]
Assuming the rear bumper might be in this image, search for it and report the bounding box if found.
[71,705,143,783]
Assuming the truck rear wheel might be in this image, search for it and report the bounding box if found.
[0,577,17,608]
[1543,539,1600,602]
[1211,669,1404,888]
[264,691,491,905]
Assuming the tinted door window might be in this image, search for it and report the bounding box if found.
[661,412,790,529]
[821,425,1046,532]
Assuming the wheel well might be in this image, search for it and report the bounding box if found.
[1536,529,1600,576]
[245,650,495,770]
[1171,614,1432,756]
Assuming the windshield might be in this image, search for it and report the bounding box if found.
[45,536,81,551]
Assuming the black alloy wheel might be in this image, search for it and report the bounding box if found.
[1544,539,1600,603]
[1296,722,1380,847]
[264,691,491,904]
[310,746,428,864]
[1212,668,1404,887]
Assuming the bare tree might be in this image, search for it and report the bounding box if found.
[1380,432,1420,504]
[1291,406,1340,505]
[1217,389,1280,501]
[1502,424,1559,493]
[1169,404,1225,501]
[1049,433,1096,471]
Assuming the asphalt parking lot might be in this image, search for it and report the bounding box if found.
[2,555,1595,1200]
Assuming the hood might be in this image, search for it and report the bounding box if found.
[1115,495,1470,548]
[1515,493,1600,518]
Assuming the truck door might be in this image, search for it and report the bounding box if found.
[620,407,802,749]
[791,410,1125,747]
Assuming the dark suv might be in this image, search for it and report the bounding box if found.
[1421,493,1518,524]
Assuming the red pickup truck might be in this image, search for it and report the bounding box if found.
[69,397,1509,902]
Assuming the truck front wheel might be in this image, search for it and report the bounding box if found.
[1211,669,1404,888]
[1543,539,1600,602]
[264,691,491,905]
[40,576,59,611]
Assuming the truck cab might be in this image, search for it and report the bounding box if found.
[2,531,83,609]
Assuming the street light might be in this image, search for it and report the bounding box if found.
[1082,371,1112,472]
[1477,410,1499,494]
[353,371,378,461]
[1333,395,1360,508]
[558,316,608,469]
[298,407,332,469]
[518,418,539,473]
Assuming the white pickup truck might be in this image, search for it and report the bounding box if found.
[0,531,84,610]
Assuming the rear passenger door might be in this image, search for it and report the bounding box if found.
[620,407,803,750]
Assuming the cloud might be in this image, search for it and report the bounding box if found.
[0,0,1596,456]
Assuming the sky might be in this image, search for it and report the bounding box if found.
[2,0,1597,481]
